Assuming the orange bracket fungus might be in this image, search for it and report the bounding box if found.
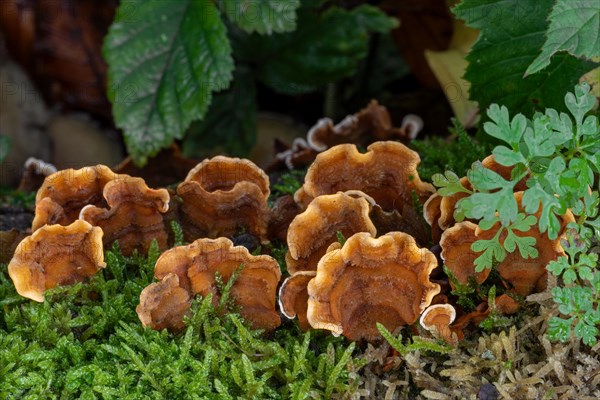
[137,273,192,332]
[419,303,459,344]
[79,177,170,256]
[307,231,440,341]
[32,165,120,231]
[177,156,270,242]
[8,220,105,302]
[286,191,377,274]
[143,237,281,331]
[278,271,317,331]
[294,141,434,212]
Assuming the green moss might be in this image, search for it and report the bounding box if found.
[0,242,363,399]
[411,119,490,180]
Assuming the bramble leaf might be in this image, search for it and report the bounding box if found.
[526,0,600,76]
[104,0,234,166]
[453,0,596,117]
[219,0,300,34]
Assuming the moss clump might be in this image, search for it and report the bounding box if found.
[411,120,490,180]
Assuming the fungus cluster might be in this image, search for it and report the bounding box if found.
[7,103,569,349]
[278,141,442,341]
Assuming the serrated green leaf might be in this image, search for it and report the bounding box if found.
[461,186,517,226]
[513,235,538,259]
[522,183,563,238]
[574,320,598,346]
[453,0,597,117]
[235,5,397,94]
[545,108,574,141]
[510,213,538,232]
[526,0,600,76]
[472,238,505,271]
[219,0,300,34]
[433,171,471,196]
[104,0,234,165]
[563,269,577,284]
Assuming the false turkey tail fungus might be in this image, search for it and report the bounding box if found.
[177,156,270,242]
[79,177,170,256]
[294,141,434,211]
[286,191,376,274]
[306,232,440,341]
[137,273,192,332]
[8,220,105,302]
[278,271,317,331]
[31,165,120,231]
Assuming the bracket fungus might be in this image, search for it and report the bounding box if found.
[32,165,120,231]
[307,231,440,341]
[79,177,170,256]
[278,271,317,331]
[177,156,270,242]
[294,141,434,212]
[8,220,105,302]
[286,191,376,274]
[148,237,282,331]
[137,273,192,332]
[419,303,459,344]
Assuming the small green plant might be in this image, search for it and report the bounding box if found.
[434,82,600,271]
[546,226,600,346]
[433,82,600,345]
[377,323,453,356]
[270,169,305,200]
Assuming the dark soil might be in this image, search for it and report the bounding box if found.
[0,205,34,231]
